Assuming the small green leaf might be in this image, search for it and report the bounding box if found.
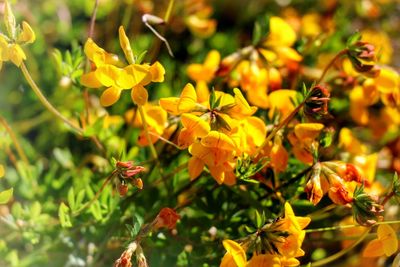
[346,32,361,47]
[255,210,262,228]
[30,201,42,218]
[67,187,75,211]
[0,188,13,204]
[58,202,72,228]
[136,50,148,64]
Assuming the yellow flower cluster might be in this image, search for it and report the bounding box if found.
[220,203,310,267]
[0,0,35,69]
[160,84,264,185]
[81,26,165,107]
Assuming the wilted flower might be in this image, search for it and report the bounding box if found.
[153,208,180,230]
[304,85,330,118]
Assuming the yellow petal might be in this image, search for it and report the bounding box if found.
[229,88,257,119]
[247,254,281,267]
[187,63,205,81]
[80,72,102,88]
[201,131,236,150]
[124,64,152,87]
[377,224,398,256]
[275,47,302,62]
[196,80,210,104]
[375,68,399,94]
[266,16,297,47]
[204,50,220,70]
[18,21,35,44]
[181,113,210,137]
[95,65,121,88]
[159,97,180,115]
[294,123,324,140]
[268,90,298,120]
[84,38,106,65]
[131,85,148,105]
[118,25,134,63]
[188,157,204,181]
[363,239,385,257]
[149,61,165,82]
[222,240,246,267]
[9,44,26,66]
[178,83,198,112]
[100,87,122,107]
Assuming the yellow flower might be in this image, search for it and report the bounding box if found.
[259,16,302,65]
[0,1,35,69]
[184,0,217,38]
[81,29,165,107]
[125,104,168,146]
[363,224,398,257]
[220,240,247,267]
[189,131,236,185]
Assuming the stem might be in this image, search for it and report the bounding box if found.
[381,191,395,206]
[138,105,158,160]
[149,0,175,62]
[255,101,305,156]
[316,49,347,84]
[0,116,29,164]
[305,220,400,233]
[310,228,370,267]
[73,170,116,216]
[20,62,84,135]
[88,0,99,39]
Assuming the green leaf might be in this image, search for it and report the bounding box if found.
[255,210,262,228]
[58,202,72,228]
[30,201,42,218]
[68,187,75,211]
[136,50,148,64]
[0,188,13,204]
[346,32,361,47]
[252,14,270,45]
[90,201,103,221]
[83,116,105,137]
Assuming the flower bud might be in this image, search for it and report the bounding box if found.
[304,85,330,118]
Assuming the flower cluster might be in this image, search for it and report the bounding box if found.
[220,203,310,267]
[81,26,165,107]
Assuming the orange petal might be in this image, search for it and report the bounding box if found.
[131,85,148,105]
[100,87,122,107]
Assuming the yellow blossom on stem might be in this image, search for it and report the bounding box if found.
[363,224,399,257]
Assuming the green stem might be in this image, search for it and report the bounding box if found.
[255,101,305,156]
[0,116,29,164]
[311,228,370,266]
[305,220,400,233]
[316,49,347,84]
[73,170,116,216]
[20,62,84,135]
[138,105,158,160]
